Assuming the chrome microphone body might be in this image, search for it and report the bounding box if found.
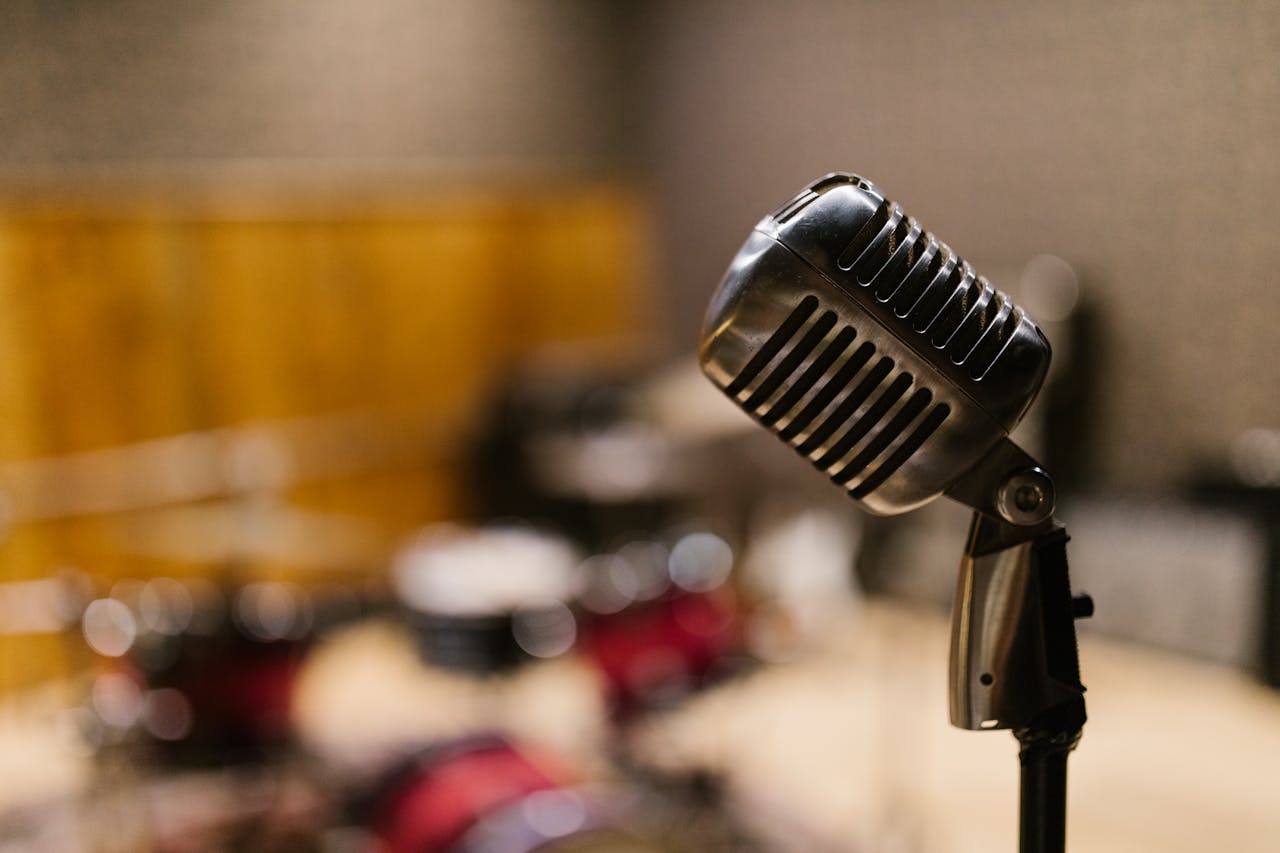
[700,172,1051,518]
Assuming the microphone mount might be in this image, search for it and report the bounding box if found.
[945,436,1056,532]
[946,443,1089,853]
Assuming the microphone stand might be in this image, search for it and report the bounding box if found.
[947,441,1090,853]
[1017,713,1079,853]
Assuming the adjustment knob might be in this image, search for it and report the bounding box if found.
[1071,594,1094,619]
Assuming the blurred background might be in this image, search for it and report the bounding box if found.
[1,1,1278,851]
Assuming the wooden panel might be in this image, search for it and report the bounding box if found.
[0,222,42,463]
[354,213,508,412]
[509,187,652,356]
[6,219,196,454]
[0,184,653,691]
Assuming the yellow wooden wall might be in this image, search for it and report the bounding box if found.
[0,183,653,691]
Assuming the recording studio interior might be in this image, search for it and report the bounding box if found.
[1,2,1277,852]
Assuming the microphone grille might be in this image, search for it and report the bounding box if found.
[834,200,1026,382]
[724,293,953,499]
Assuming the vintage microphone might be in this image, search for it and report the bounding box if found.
[698,173,1090,853]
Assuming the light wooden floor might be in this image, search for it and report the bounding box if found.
[633,601,1280,852]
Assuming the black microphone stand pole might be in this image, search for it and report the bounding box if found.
[1017,722,1079,853]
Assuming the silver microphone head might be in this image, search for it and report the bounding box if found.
[699,173,1052,516]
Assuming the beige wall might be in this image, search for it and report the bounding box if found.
[0,0,638,173]
[639,0,1280,492]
